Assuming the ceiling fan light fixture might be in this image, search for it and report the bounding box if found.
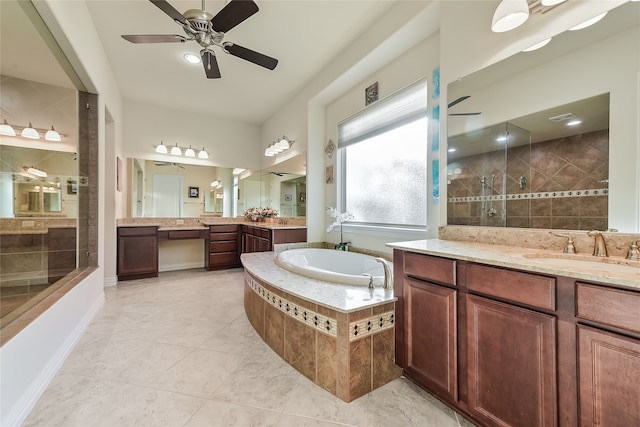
[156,141,168,154]
[184,145,196,157]
[569,12,607,31]
[170,144,182,156]
[45,126,62,142]
[491,0,529,33]
[541,0,566,6]
[21,123,40,139]
[198,148,209,159]
[0,119,16,136]
[184,53,201,64]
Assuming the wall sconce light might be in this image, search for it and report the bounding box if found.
[491,0,529,33]
[0,120,63,141]
[0,119,16,136]
[155,141,168,154]
[155,141,209,159]
[264,136,293,157]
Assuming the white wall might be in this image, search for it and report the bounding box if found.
[122,99,261,171]
[0,0,124,424]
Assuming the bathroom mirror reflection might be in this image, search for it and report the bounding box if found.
[127,152,306,218]
[447,1,638,231]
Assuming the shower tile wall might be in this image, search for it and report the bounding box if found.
[448,129,608,229]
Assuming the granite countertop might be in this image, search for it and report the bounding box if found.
[386,239,640,290]
[157,225,208,231]
[241,252,395,313]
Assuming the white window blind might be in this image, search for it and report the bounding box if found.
[338,79,428,148]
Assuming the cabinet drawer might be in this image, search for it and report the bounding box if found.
[465,264,556,311]
[210,224,238,233]
[210,232,237,241]
[118,226,157,236]
[576,282,640,334]
[404,252,456,286]
[210,241,237,253]
[258,228,271,238]
[209,252,238,266]
[168,229,205,239]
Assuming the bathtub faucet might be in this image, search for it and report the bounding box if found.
[375,258,393,291]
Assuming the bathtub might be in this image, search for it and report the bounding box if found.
[275,248,390,286]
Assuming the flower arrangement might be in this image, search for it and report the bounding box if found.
[243,207,279,220]
[326,207,355,250]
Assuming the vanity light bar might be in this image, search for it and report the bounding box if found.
[155,141,209,159]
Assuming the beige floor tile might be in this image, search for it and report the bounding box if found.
[24,269,468,427]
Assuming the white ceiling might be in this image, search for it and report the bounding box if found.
[82,0,396,125]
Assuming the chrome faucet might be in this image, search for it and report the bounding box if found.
[587,230,608,257]
[375,258,393,291]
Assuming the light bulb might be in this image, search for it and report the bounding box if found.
[184,146,196,157]
[156,141,168,154]
[45,126,61,141]
[170,144,182,156]
[21,123,39,139]
[198,148,209,159]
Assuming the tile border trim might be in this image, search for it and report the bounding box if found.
[448,188,608,203]
[246,274,395,341]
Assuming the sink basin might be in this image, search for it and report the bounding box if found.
[523,252,640,269]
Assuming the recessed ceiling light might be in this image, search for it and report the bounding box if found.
[447,148,456,152]
[184,53,201,64]
[569,12,607,31]
[566,120,582,126]
[496,136,508,142]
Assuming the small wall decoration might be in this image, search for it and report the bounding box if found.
[189,186,199,198]
[326,165,334,184]
[67,180,78,194]
[299,192,306,203]
[284,193,293,202]
[116,156,123,192]
[325,139,336,159]
[432,67,440,99]
[365,82,378,105]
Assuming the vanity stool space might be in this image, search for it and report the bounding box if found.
[392,248,640,427]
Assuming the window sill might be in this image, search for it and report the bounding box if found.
[340,223,428,241]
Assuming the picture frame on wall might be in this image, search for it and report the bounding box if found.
[67,180,78,194]
[284,194,293,202]
[189,186,199,198]
[365,82,378,105]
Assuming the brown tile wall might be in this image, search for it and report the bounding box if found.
[448,129,608,230]
[244,273,400,403]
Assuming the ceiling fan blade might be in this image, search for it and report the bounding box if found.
[448,95,470,109]
[121,34,187,44]
[449,112,482,116]
[223,42,278,70]
[201,50,221,79]
[210,0,259,33]
[149,0,188,25]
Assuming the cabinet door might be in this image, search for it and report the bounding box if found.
[466,294,557,427]
[578,325,640,427]
[404,277,458,401]
[118,235,158,277]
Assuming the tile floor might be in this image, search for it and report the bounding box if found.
[23,268,472,427]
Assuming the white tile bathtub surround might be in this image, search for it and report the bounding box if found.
[240,252,395,313]
[439,225,640,259]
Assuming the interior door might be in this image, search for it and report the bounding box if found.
[152,174,183,217]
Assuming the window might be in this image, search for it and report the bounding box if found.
[338,79,428,229]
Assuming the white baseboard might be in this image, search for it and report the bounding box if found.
[3,293,104,427]
[103,276,118,287]
[158,261,204,273]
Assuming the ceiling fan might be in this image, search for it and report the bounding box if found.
[121,0,278,79]
[448,96,481,116]
[154,161,185,168]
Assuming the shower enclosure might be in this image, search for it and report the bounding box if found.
[447,122,531,227]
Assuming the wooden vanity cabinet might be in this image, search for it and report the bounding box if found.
[241,225,306,253]
[575,283,640,426]
[206,224,240,270]
[117,226,158,281]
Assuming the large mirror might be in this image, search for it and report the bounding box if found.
[127,152,306,218]
[447,1,638,231]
